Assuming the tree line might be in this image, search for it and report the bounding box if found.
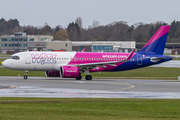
[0,17,180,43]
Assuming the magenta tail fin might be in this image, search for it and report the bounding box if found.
[138,26,170,54]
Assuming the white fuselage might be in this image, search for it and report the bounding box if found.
[3,52,76,71]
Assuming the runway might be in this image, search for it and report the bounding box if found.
[0,76,180,98]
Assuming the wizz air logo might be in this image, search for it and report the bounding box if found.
[31,53,57,65]
[102,55,127,58]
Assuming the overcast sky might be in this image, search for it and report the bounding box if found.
[0,0,179,28]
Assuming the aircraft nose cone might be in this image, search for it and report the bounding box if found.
[2,60,8,68]
[2,60,5,67]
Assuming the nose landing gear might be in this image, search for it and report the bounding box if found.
[24,70,28,79]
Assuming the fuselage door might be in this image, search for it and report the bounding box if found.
[137,54,142,65]
[25,53,31,64]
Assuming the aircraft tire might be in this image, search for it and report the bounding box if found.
[24,75,28,79]
[85,75,92,80]
[76,75,82,80]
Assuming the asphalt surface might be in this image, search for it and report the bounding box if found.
[0,76,180,98]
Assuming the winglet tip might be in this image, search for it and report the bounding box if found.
[127,49,135,60]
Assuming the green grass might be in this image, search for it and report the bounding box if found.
[163,53,180,60]
[0,67,180,80]
[0,98,180,120]
[0,67,45,77]
[88,67,180,78]
[0,54,11,57]
[173,57,180,60]
[0,58,7,61]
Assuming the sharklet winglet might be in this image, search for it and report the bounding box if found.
[127,49,135,60]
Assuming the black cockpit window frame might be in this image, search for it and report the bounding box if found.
[10,56,20,60]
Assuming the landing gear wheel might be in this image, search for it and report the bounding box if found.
[85,75,92,80]
[24,75,28,79]
[24,70,28,80]
[76,75,82,80]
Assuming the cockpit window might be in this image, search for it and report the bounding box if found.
[10,56,20,60]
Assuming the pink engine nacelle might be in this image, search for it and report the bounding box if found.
[61,66,79,78]
[45,66,79,78]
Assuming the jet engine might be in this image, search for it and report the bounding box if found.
[60,66,80,78]
[45,66,80,78]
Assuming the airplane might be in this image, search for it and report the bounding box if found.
[2,25,172,80]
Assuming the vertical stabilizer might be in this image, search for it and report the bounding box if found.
[138,26,170,54]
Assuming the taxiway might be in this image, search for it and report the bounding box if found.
[0,76,180,98]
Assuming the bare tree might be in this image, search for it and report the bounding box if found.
[75,17,82,29]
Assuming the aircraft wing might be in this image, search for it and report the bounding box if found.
[73,49,135,70]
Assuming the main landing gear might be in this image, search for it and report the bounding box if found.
[85,69,92,80]
[85,75,92,80]
[75,74,92,80]
[76,69,93,80]
[24,70,28,79]
[76,75,82,80]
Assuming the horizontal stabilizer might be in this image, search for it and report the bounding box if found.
[150,56,173,62]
